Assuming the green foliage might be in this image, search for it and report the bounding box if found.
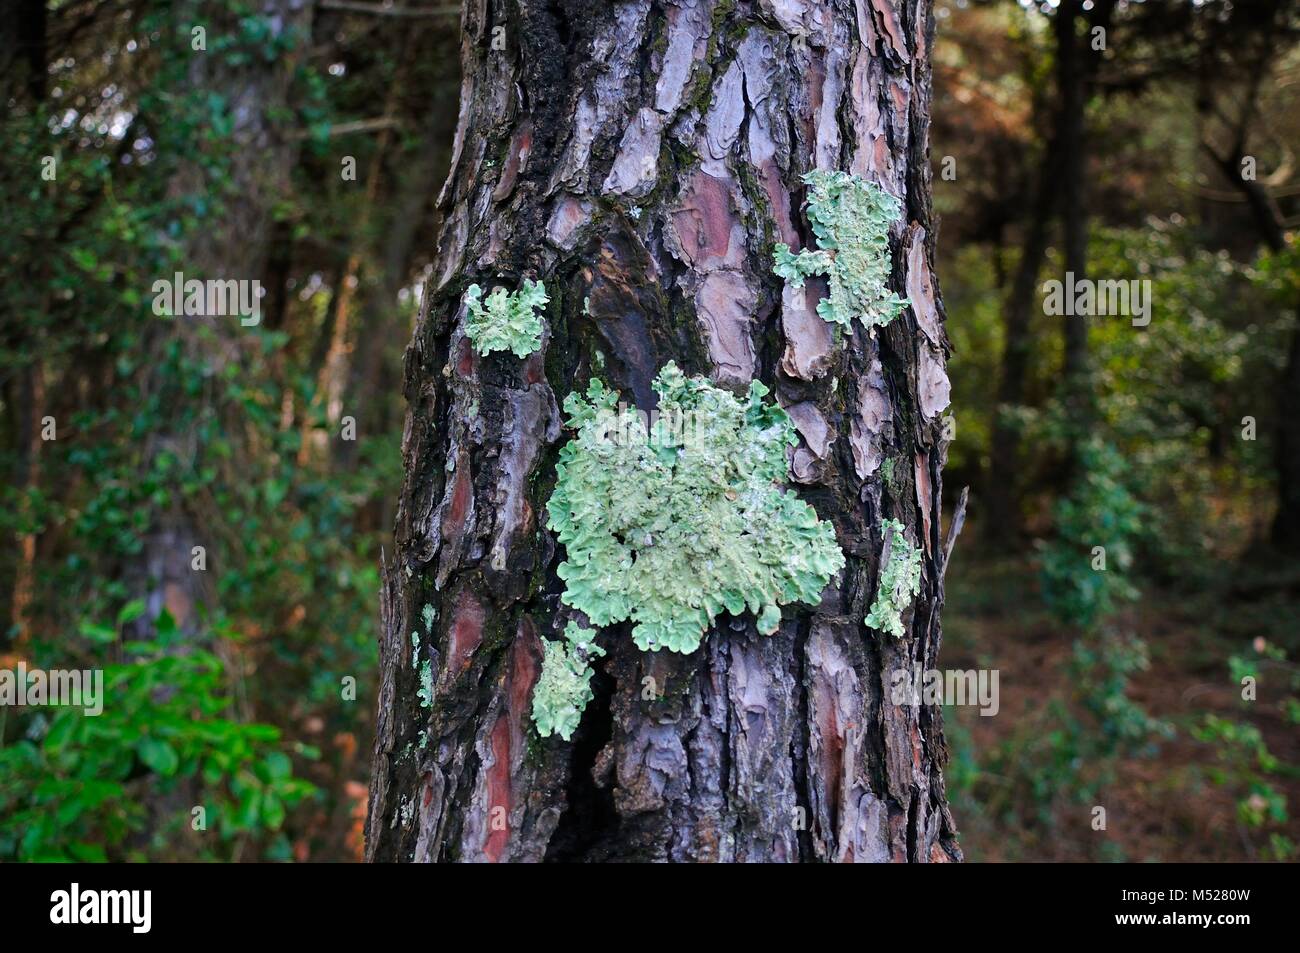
[546,363,845,653]
[1040,439,1143,630]
[1069,631,1172,755]
[463,280,549,357]
[0,612,316,862]
[772,170,908,330]
[1201,638,1300,860]
[531,623,605,741]
[1229,637,1300,725]
[0,1,389,861]
[1192,714,1294,858]
[864,518,923,638]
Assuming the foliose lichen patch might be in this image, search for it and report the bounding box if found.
[864,518,923,638]
[545,362,845,655]
[463,278,549,357]
[532,622,605,741]
[772,170,909,331]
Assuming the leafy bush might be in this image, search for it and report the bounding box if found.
[1039,438,1143,630]
[0,610,316,862]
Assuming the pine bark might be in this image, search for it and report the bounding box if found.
[367,0,961,863]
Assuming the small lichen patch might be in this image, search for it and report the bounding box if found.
[532,622,605,741]
[773,170,908,330]
[546,362,846,654]
[864,518,923,638]
[463,279,549,357]
[416,659,434,708]
[413,603,436,668]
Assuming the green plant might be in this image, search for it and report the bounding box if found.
[1040,438,1144,630]
[1192,714,1294,858]
[0,611,316,862]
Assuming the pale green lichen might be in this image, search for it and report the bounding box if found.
[773,245,832,284]
[413,603,436,668]
[773,170,908,330]
[546,362,845,654]
[463,279,548,357]
[864,518,923,638]
[532,622,605,741]
[416,659,433,708]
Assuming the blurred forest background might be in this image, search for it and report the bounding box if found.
[1,0,1298,862]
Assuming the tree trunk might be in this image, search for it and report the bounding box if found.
[984,133,1060,546]
[367,0,961,863]
[1056,0,1088,392]
[1053,0,1114,455]
[131,0,313,638]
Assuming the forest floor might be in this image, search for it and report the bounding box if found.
[942,550,1300,862]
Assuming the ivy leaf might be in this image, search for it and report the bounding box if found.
[136,738,179,777]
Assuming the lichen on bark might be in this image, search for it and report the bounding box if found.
[463,279,549,357]
[772,170,909,331]
[864,518,923,638]
[545,362,845,655]
[532,622,605,740]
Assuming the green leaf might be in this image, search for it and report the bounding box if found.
[136,738,179,777]
[116,599,147,626]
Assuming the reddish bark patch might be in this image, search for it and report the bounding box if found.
[696,271,756,384]
[914,451,933,554]
[906,225,943,346]
[672,171,736,267]
[780,277,834,381]
[871,0,910,62]
[455,336,477,378]
[522,351,546,386]
[889,811,909,862]
[759,159,797,246]
[509,618,542,718]
[447,588,484,674]
[815,683,844,826]
[483,714,512,862]
[492,122,532,202]
[441,456,473,546]
[806,59,825,149]
[547,195,589,249]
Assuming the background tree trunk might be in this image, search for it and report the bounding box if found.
[984,132,1059,546]
[130,0,314,638]
[367,0,962,863]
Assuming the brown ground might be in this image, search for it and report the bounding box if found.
[941,553,1300,862]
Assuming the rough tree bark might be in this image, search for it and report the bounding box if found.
[368,0,962,863]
